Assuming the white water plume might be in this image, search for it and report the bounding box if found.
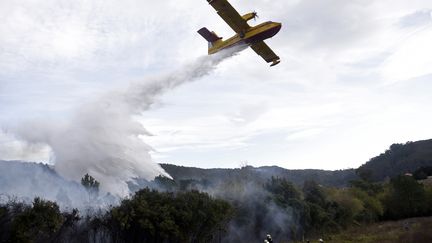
[6,46,242,197]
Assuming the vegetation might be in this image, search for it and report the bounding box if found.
[160,139,432,189]
[293,217,432,243]
[2,172,432,242]
[357,139,432,181]
[413,166,432,180]
[2,139,432,242]
[107,188,232,242]
[1,172,432,242]
[81,173,100,195]
[382,175,432,219]
[0,197,78,243]
[160,163,358,188]
[0,189,232,243]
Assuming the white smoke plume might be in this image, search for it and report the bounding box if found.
[5,47,242,197]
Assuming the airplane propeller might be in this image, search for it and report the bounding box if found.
[253,11,259,20]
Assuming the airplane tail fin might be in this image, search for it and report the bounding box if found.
[197,27,222,49]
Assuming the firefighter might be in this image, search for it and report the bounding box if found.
[266,234,273,243]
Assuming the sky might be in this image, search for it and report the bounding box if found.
[1,0,432,170]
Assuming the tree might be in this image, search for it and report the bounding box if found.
[357,169,374,182]
[10,198,63,243]
[81,173,100,196]
[107,188,232,242]
[264,177,307,240]
[350,188,383,223]
[303,180,326,207]
[413,166,432,180]
[326,188,363,228]
[265,177,301,205]
[349,179,383,196]
[153,175,178,191]
[383,175,428,219]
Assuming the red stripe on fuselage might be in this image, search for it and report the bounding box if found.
[218,23,281,51]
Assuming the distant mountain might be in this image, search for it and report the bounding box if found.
[162,139,432,187]
[2,139,432,200]
[356,139,432,181]
[0,160,114,209]
[160,164,358,187]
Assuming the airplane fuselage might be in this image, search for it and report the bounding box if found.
[208,21,281,54]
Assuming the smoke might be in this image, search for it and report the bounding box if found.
[4,47,242,198]
[0,160,113,211]
[207,171,297,242]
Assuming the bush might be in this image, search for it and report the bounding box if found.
[382,175,428,219]
[107,188,232,242]
[10,198,63,243]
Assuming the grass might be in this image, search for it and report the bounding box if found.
[293,216,432,243]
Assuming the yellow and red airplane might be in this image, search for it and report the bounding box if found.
[198,0,282,67]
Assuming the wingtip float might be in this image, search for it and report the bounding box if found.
[198,0,282,67]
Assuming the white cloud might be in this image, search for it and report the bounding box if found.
[0,130,50,162]
[382,26,432,82]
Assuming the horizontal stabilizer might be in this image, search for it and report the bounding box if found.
[197,27,222,43]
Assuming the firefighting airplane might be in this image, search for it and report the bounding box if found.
[198,0,282,67]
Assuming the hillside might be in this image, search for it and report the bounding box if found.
[0,160,113,209]
[293,217,432,243]
[160,164,357,187]
[357,139,432,181]
[2,139,432,199]
[2,139,432,242]
[161,139,432,186]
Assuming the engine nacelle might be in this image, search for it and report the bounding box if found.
[242,12,257,22]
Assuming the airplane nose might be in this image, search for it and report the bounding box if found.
[273,22,282,34]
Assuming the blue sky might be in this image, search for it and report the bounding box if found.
[1,0,432,170]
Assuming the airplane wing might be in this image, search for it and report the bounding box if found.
[250,41,280,64]
[207,0,250,33]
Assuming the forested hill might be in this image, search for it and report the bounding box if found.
[356,139,432,181]
[162,139,432,186]
[160,164,357,187]
[2,139,432,192]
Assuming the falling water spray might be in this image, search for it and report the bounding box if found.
[5,46,243,198]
